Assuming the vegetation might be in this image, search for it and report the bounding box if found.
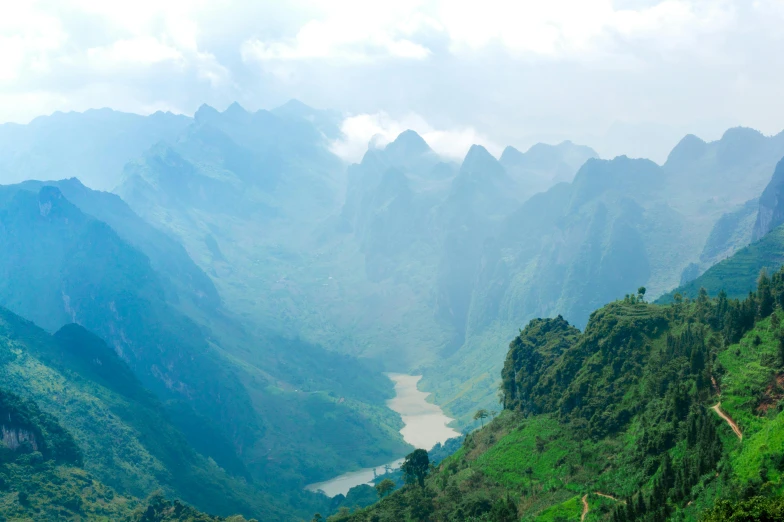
[0,306,324,520]
[0,182,414,518]
[331,268,784,521]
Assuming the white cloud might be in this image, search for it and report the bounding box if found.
[86,37,183,67]
[240,0,735,66]
[437,0,735,61]
[330,111,502,163]
[0,3,67,82]
[0,0,782,165]
[241,1,434,64]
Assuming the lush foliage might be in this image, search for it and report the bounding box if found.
[0,181,414,518]
[332,268,784,521]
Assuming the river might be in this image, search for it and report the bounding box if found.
[305,373,460,497]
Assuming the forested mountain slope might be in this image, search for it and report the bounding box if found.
[336,270,784,521]
[0,182,412,518]
[0,308,271,520]
[98,100,784,434]
[425,128,784,425]
[113,103,600,373]
[663,224,784,301]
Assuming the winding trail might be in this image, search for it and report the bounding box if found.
[711,402,742,440]
[581,492,623,521]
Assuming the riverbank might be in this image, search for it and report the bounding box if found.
[306,373,459,496]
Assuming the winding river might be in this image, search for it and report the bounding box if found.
[305,373,460,497]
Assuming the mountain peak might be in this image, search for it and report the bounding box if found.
[462,144,497,166]
[721,126,764,142]
[274,99,314,115]
[664,133,707,167]
[194,103,220,123]
[458,144,505,181]
[224,102,248,116]
[499,146,525,167]
[385,130,431,157]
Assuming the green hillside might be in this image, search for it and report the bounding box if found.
[333,272,784,521]
[0,307,293,520]
[0,183,414,519]
[663,224,784,300]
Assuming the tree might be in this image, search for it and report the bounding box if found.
[490,410,498,419]
[474,408,489,428]
[778,334,784,367]
[311,515,324,522]
[375,478,395,499]
[758,270,775,318]
[402,449,430,488]
[638,287,647,301]
[489,494,518,522]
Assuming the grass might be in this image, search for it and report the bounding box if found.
[716,312,784,490]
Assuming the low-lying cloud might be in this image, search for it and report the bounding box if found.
[330,111,502,163]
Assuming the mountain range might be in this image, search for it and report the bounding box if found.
[3,101,784,520]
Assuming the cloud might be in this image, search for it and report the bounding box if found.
[241,1,434,63]
[330,111,502,163]
[239,0,735,66]
[0,0,783,165]
[86,37,183,67]
[0,3,67,82]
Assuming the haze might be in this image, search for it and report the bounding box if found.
[4,0,784,162]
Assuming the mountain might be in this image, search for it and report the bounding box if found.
[336,272,784,521]
[0,108,191,190]
[499,140,598,198]
[663,224,784,301]
[110,111,784,430]
[682,197,760,284]
[663,127,784,212]
[423,128,784,424]
[10,177,220,312]
[754,158,784,241]
[0,307,272,520]
[271,99,344,140]
[425,155,690,422]
[666,160,784,300]
[0,181,412,516]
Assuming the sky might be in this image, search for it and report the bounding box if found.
[2,0,784,162]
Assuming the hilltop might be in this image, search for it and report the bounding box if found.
[333,270,784,521]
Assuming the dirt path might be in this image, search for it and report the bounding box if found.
[581,495,589,521]
[711,375,721,396]
[594,492,623,502]
[712,402,742,440]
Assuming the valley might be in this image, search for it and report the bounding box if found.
[306,374,460,497]
[3,83,784,522]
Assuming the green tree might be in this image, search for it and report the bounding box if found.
[402,449,430,488]
[702,496,784,521]
[637,286,647,301]
[489,494,518,522]
[375,478,395,499]
[778,334,784,367]
[525,466,534,495]
[758,270,775,318]
[474,408,489,428]
[407,486,434,521]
